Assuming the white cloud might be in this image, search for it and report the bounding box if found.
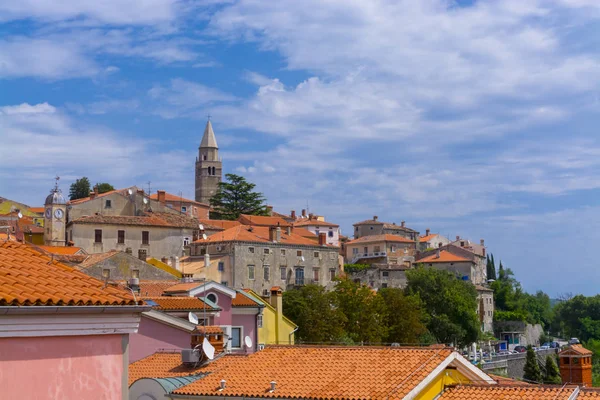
[0,102,56,115]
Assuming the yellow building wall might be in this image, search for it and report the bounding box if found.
[147,258,183,278]
[245,289,297,345]
[414,368,470,400]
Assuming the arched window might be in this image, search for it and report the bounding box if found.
[212,166,216,175]
[207,166,211,175]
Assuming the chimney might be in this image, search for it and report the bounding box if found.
[125,247,133,255]
[319,232,327,246]
[204,253,211,269]
[480,239,485,246]
[269,287,283,338]
[425,229,430,236]
[276,227,281,243]
[286,226,292,235]
[401,221,405,227]
[181,273,194,283]
[301,209,307,218]
[436,249,440,259]
[309,213,314,220]
[157,190,166,205]
[269,226,277,242]
[373,215,378,221]
[291,210,296,219]
[266,205,273,216]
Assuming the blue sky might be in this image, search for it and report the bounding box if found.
[2,0,600,296]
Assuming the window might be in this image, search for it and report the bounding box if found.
[207,166,212,175]
[249,247,255,253]
[94,229,102,243]
[131,269,140,279]
[102,268,110,278]
[370,226,373,230]
[221,281,228,287]
[382,271,389,278]
[200,247,206,255]
[391,245,397,252]
[231,327,242,348]
[212,166,216,175]
[328,230,334,237]
[142,231,149,245]
[203,155,207,161]
[295,267,305,285]
[297,250,303,257]
[312,268,319,282]
[263,265,270,281]
[381,283,388,288]
[183,237,190,246]
[330,252,337,260]
[352,248,358,255]
[206,293,218,304]
[117,230,125,244]
[181,206,187,213]
[218,262,224,272]
[364,247,368,255]
[257,314,263,328]
[280,266,287,280]
[329,269,336,280]
[281,249,286,256]
[314,251,319,258]
[105,199,112,208]
[374,246,381,253]
[263,248,270,255]
[248,265,255,280]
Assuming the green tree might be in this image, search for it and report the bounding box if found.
[378,288,429,344]
[406,267,480,347]
[209,173,269,220]
[486,254,496,281]
[282,285,346,343]
[69,177,91,200]
[95,182,115,194]
[334,278,388,343]
[543,355,561,384]
[523,346,542,383]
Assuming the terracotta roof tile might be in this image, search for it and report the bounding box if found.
[36,245,83,255]
[198,219,241,230]
[146,297,217,311]
[0,241,137,306]
[137,281,179,297]
[293,227,317,238]
[150,192,209,207]
[560,344,593,355]
[489,374,529,386]
[69,211,199,229]
[194,326,224,335]
[128,351,244,386]
[28,207,45,214]
[68,188,123,205]
[419,234,439,242]
[173,346,453,399]
[195,225,332,247]
[438,385,578,399]
[417,250,473,263]
[232,291,261,307]
[293,218,339,228]
[238,214,292,227]
[164,282,203,293]
[346,234,415,245]
[580,389,600,398]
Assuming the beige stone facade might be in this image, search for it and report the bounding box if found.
[345,234,416,266]
[195,120,222,204]
[353,216,419,241]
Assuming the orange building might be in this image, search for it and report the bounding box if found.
[560,344,593,386]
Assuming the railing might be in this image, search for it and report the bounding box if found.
[351,252,387,264]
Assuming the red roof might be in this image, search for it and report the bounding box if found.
[195,225,331,247]
[346,234,415,245]
[150,192,209,207]
[36,245,83,255]
[69,211,199,229]
[417,250,472,263]
[419,234,439,242]
[145,296,216,311]
[238,214,292,227]
[294,218,339,228]
[198,219,241,230]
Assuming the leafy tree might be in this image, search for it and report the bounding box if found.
[554,295,600,341]
[523,346,542,383]
[282,285,346,343]
[343,264,370,274]
[95,182,115,194]
[543,355,561,384]
[69,177,91,200]
[334,278,388,343]
[209,174,269,220]
[378,288,429,344]
[406,267,480,347]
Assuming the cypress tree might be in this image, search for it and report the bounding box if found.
[543,355,561,384]
[523,346,542,383]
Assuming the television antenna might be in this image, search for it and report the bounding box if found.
[202,337,215,360]
[188,312,199,325]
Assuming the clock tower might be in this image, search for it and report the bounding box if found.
[44,177,67,246]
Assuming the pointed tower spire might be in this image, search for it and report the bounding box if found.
[200,120,218,149]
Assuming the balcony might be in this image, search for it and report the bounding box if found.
[351,252,387,264]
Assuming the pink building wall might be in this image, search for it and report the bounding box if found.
[232,313,258,353]
[129,316,192,363]
[0,334,125,400]
[196,290,232,325]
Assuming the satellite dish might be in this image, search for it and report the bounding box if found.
[244,335,253,349]
[143,198,148,204]
[203,337,215,360]
[202,233,208,240]
[188,312,199,325]
[300,256,305,262]
[199,224,204,230]
[128,188,133,195]
[17,212,23,219]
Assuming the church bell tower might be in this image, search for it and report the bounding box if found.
[195,119,222,205]
[44,177,67,246]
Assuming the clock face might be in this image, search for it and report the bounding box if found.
[54,209,64,219]
[45,208,51,218]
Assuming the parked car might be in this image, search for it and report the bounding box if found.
[569,338,581,345]
[541,341,560,349]
[514,345,527,353]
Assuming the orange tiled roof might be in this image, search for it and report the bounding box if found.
[198,219,241,230]
[0,241,137,306]
[28,207,45,214]
[488,374,529,386]
[36,245,83,255]
[146,297,217,311]
[150,192,209,207]
[560,344,593,356]
[68,188,122,205]
[438,385,578,399]
[238,214,292,227]
[69,211,199,229]
[173,346,453,399]
[163,282,203,293]
[419,234,439,242]
[137,280,179,297]
[294,218,339,228]
[194,325,224,335]
[195,225,332,247]
[417,250,473,263]
[346,234,415,245]
[128,351,244,385]
[580,389,600,398]
[293,227,317,238]
[232,291,261,307]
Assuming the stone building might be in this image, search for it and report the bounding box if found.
[293,215,341,246]
[195,120,222,204]
[416,250,477,282]
[348,264,410,290]
[344,234,416,266]
[67,211,200,260]
[476,285,494,333]
[150,190,210,220]
[43,180,67,246]
[189,225,340,294]
[353,216,419,241]
[418,229,451,251]
[417,244,487,285]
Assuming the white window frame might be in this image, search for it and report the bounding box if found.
[205,292,218,305]
[248,265,255,280]
[231,326,243,349]
[263,264,270,281]
[257,314,263,328]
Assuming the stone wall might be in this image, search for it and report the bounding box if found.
[81,251,179,281]
[489,349,558,380]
